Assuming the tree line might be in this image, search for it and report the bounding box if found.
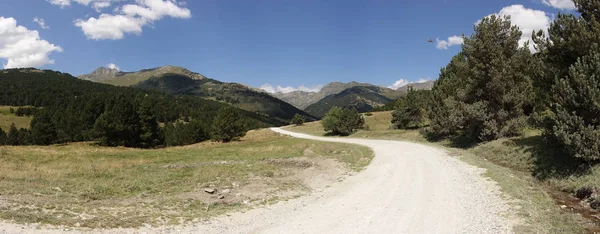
[0,69,281,147]
[389,1,600,162]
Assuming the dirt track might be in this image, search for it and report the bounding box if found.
[0,127,516,233]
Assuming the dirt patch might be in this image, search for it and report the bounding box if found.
[173,156,349,207]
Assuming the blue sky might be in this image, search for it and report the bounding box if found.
[0,0,575,93]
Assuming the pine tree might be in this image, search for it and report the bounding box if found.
[7,123,19,145]
[425,15,533,142]
[0,127,7,145]
[30,109,57,145]
[211,107,246,142]
[391,88,430,129]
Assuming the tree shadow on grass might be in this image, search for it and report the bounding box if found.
[512,135,593,182]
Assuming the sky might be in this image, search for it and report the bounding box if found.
[0,0,577,93]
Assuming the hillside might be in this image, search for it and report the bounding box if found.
[0,68,286,146]
[273,81,373,109]
[79,66,314,122]
[79,65,206,86]
[304,86,393,118]
[133,74,315,122]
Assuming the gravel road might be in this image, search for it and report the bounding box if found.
[1,127,516,233]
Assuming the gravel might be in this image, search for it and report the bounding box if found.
[0,127,517,233]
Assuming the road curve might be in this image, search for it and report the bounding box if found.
[186,128,516,233]
[1,128,516,233]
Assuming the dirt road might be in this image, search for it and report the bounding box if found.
[1,128,516,233]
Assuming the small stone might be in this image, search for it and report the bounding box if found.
[218,194,225,199]
[52,187,62,192]
[560,205,567,209]
[204,188,216,194]
[235,193,242,197]
[222,189,231,194]
[243,199,250,204]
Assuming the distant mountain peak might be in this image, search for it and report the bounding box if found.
[91,66,119,76]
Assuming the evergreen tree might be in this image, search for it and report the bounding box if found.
[425,15,533,142]
[533,1,600,161]
[211,107,246,142]
[391,88,430,129]
[30,109,57,145]
[0,127,6,145]
[93,98,143,147]
[7,123,19,145]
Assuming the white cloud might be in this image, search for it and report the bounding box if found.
[107,63,120,71]
[75,14,144,40]
[388,79,410,90]
[33,17,50,29]
[436,35,464,50]
[484,5,551,51]
[47,0,116,11]
[0,17,63,69]
[388,78,431,90]
[75,0,191,40]
[260,84,323,94]
[540,0,575,10]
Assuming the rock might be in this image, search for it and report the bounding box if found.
[591,201,600,210]
[218,194,225,199]
[243,199,250,204]
[204,188,216,194]
[560,205,567,209]
[52,187,62,192]
[235,193,242,197]
[575,186,596,199]
[232,182,239,187]
[222,189,231,194]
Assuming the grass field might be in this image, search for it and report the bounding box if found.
[0,106,32,130]
[286,111,594,233]
[0,129,372,228]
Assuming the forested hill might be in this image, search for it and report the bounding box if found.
[79,66,315,122]
[133,74,316,122]
[0,68,285,147]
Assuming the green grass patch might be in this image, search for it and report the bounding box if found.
[0,129,372,228]
[287,111,590,233]
[0,106,32,130]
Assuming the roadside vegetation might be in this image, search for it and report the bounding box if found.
[288,2,600,232]
[0,129,372,228]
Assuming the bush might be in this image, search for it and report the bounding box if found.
[364,112,373,116]
[211,107,247,142]
[290,113,306,126]
[321,107,365,136]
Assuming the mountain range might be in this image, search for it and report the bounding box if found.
[79,66,434,120]
[79,66,314,122]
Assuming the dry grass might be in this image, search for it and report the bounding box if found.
[0,106,32,130]
[0,129,372,228]
[287,111,588,233]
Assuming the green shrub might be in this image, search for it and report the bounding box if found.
[290,114,306,126]
[364,112,373,116]
[322,107,365,136]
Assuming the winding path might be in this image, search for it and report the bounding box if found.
[1,128,516,233]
